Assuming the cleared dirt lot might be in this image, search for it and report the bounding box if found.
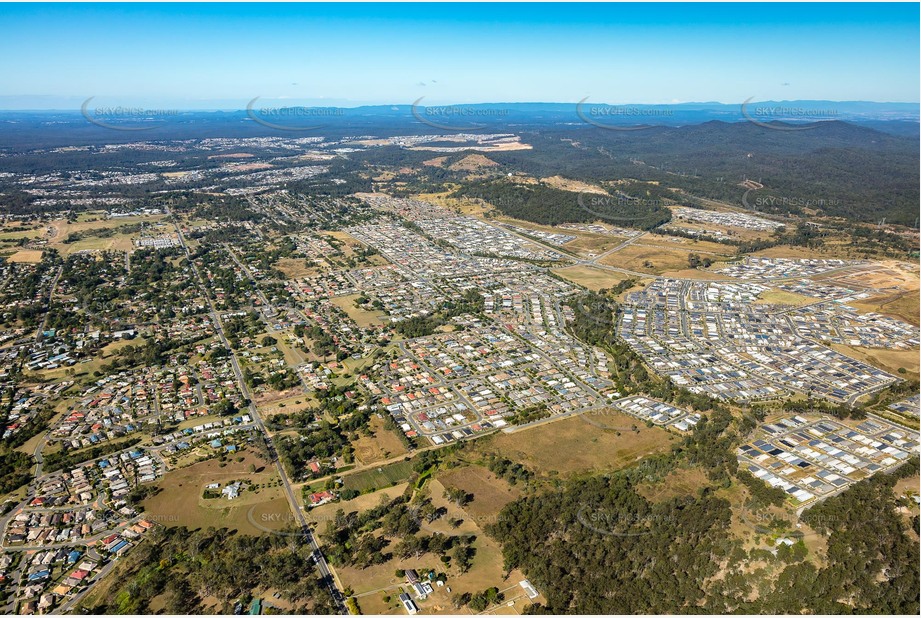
[471,411,675,478]
[6,249,44,263]
[274,257,318,279]
[657,267,733,281]
[257,391,316,420]
[750,245,834,260]
[661,219,771,243]
[851,289,920,327]
[539,175,608,194]
[552,265,633,291]
[831,343,920,381]
[488,216,628,257]
[818,261,920,291]
[449,154,499,172]
[437,465,522,526]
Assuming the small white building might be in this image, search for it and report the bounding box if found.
[222,482,241,500]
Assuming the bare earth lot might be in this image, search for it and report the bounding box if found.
[472,411,675,477]
[831,343,920,381]
[600,243,730,274]
[274,257,318,279]
[437,465,522,526]
[6,249,44,263]
[851,289,920,327]
[552,265,632,291]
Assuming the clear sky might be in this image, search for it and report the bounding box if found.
[0,2,918,109]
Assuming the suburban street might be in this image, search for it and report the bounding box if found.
[171,213,349,614]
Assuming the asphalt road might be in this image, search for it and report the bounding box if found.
[34,265,63,343]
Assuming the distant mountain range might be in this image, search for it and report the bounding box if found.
[1,100,917,145]
[318,100,920,120]
[0,99,918,121]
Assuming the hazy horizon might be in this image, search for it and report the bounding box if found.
[1,97,919,113]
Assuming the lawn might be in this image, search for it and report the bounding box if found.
[15,398,73,456]
[0,225,45,242]
[331,293,386,327]
[754,289,817,307]
[340,459,417,494]
[271,334,308,366]
[142,451,291,535]
[36,214,165,255]
[306,483,408,527]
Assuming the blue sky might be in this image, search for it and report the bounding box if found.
[0,2,917,109]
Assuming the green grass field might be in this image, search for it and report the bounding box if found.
[341,459,416,493]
